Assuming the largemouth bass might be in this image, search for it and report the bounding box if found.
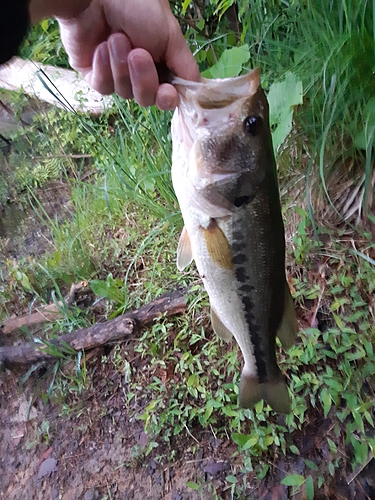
[171,68,298,414]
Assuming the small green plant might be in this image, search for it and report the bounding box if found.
[0,4,374,497]
[281,474,314,500]
[90,273,129,317]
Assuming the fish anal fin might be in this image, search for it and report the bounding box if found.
[239,372,291,414]
[177,227,193,271]
[201,219,233,270]
[211,307,233,342]
[276,282,298,349]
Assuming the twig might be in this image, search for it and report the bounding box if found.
[346,452,373,485]
[0,287,189,365]
[184,423,200,444]
[1,282,87,334]
[32,154,92,160]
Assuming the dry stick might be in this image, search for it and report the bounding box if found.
[0,288,188,365]
[1,282,88,335]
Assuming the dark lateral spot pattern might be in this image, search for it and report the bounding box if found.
[232,230,268,383]
[233,254,247,265]
[234,196,251,207]
[235,266,247,283]
[232,230,243,240]
[231,242,243,252]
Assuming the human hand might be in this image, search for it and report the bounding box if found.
[54,0,199,109]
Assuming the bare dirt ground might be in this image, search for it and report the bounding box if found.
[2,332,375,500]
[1,182,375,499]
[0,336,237,500]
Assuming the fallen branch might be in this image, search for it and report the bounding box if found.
[1,282,88,335]
[0,57,113,114]
[0,288,188,365]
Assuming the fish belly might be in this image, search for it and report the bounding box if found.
[181,208,258,378]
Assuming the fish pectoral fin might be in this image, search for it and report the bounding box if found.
[210,307,233,342]
[276,282,298,349]
[176,226,193,271]
[239,372,291,414]
[201,219,233,270]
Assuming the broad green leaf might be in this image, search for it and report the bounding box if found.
[20,272,32,291]
[203,403,213,422]
[263,435,274,446]
[187,373,199,388]
[281,474,305,487]
[257,464,269,480]
[320,387,332,416]
[304,459,319,471]
[222,406,239,417]
[182,0,192,15]
[90,279,121,302]
[40,19,50,31]
[232,433,249,447]
[268,72,303,152]
[242,435,259,449]
[333,313,343,329]
[187,481,200,490]
[305,476,314,500]
[202,45,250,79]
[90,279,110,298]
[289,444,300,455]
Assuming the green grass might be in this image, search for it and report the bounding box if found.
[1,2,375,497]
[179,1,375,220]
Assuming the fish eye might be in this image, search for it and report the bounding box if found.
[244,116,262,135]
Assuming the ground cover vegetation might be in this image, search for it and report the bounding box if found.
[1,1,375,498]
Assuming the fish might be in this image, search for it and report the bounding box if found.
[170,68,298,414]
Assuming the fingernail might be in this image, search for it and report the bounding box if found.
[109,34,129,64]
[97,43,110,66]
[156,86,178,110]
[159,95,174,110]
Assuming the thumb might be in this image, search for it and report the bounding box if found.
[165,18,200,82]
[57,11,108,74]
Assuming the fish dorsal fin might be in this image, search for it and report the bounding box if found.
[201,219,233,270]
[176,227,193,271]
[211,307,233,342]
[276,282,298,349]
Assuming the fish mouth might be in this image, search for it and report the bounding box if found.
[172,68,261,108]
[171,68,262,140]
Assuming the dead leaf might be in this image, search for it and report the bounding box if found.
[37,458,57,479]
[11,399,37,423]
[11,423,25,446]
[203,459,230,476]
[39,446,53,465]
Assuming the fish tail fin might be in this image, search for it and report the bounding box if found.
[276,282,298,349]
[261,377,291,414]
[239,372,291,414]
[239,373,262,409]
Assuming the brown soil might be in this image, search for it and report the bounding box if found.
[0,338,237,500]
[1,333,375,500]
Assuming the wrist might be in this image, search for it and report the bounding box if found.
[29,0,93,23]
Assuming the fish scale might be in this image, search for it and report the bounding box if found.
[171,69,298,413]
